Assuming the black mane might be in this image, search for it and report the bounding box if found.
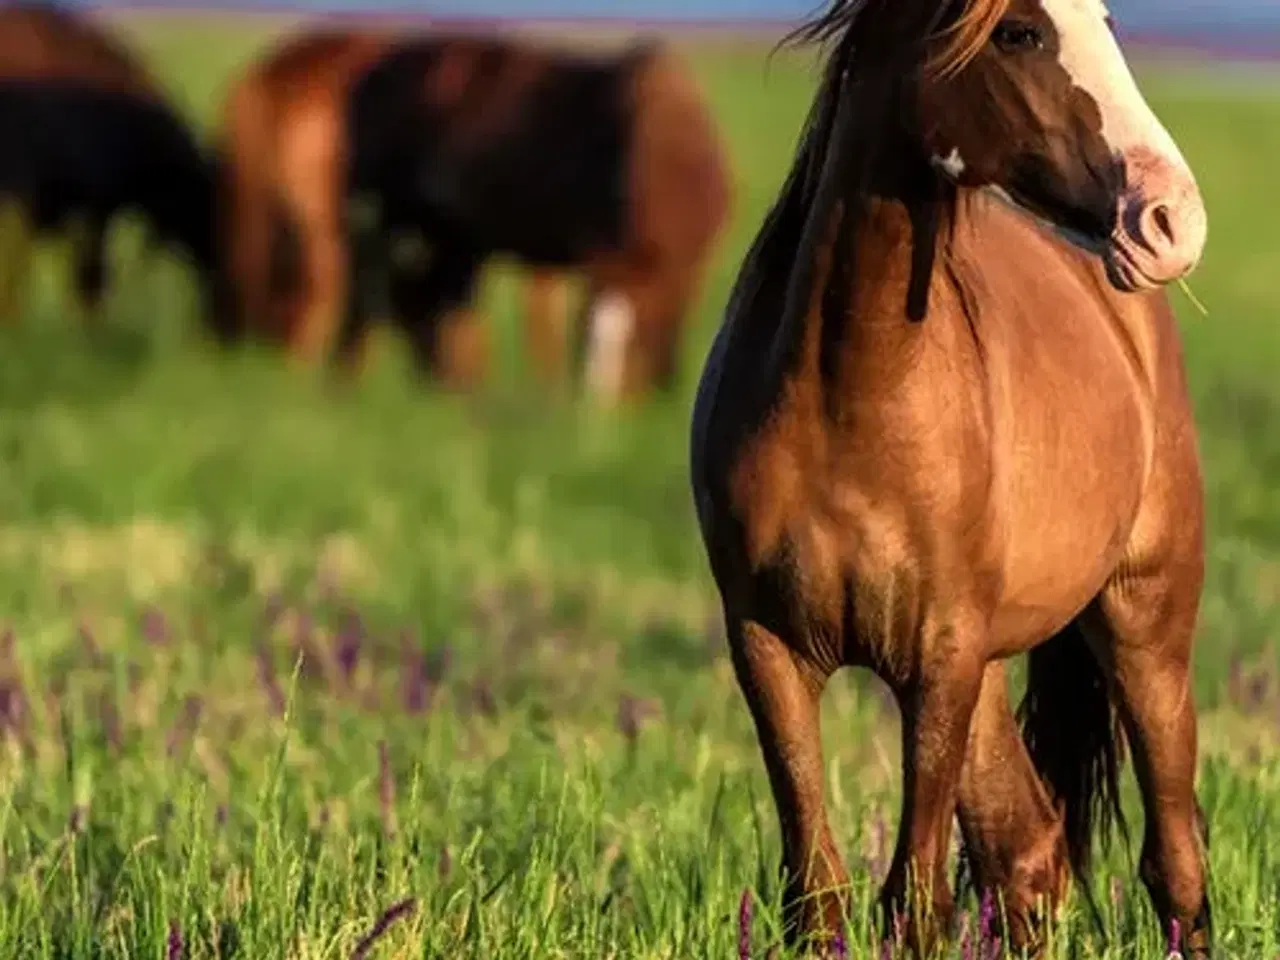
[733,0,972,340]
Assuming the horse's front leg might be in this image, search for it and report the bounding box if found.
[882,629,984,957]
[728,615,848,952]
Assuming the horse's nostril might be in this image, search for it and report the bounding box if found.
[1150,203,1175,247]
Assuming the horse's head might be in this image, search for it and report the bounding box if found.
[920,0,1206,292]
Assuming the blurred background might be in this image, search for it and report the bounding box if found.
[0,1,1274,956]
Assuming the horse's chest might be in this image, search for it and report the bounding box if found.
[724,426,944,668]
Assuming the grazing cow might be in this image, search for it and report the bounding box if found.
[339,32,732,399]
[692,0,1211,956]
[0,2,217,324]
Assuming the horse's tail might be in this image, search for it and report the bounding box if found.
[1018,621,1128,923]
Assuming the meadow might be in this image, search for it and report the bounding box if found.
[0,13,1277,957]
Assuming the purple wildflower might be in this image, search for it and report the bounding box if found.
[334,608,363,688]
[0,678,27,741]
[400,633,430,715]
[737,888,753,960]
[167,919,184,960]
[831,928,849,959]
[140,606,170,646]
[1168,917,1182,956]
[979,888,995,945]
[350,897,417,960]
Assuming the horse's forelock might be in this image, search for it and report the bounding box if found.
[782,0,1011,76]
[930,0,1012,77]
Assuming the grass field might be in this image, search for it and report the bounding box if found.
[0,14,1278,957]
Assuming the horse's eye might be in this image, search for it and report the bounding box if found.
[992,21,1045,53]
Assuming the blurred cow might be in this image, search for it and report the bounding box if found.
[0,2,218,325]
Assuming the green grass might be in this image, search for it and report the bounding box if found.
[0,16,1276,957]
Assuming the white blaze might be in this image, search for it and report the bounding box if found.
[1042,0,1192,181]
[585,291,634,401]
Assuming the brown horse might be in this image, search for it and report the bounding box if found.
[338,31,732,399]
[213,26,393,355]
[691,0,1210,956]
[0,2,216,323]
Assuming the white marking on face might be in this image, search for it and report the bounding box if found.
[931,148,966,180]
[585,291,633,401]
[1043,0,1192,186]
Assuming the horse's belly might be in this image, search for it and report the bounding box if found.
[988,403,1148,654]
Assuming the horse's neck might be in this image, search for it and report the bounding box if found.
[761,190,937,389]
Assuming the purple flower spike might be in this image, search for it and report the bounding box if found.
[0,678,27,742]
[737,888,753,960]
[979,888,995,944]
[167,919,184,960]
[334,608,363,688]
[879,938,892,960]
[400,633,430,716]
[140,606,170,646]
[1168,917,1182,956]
[831,928,848,960]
